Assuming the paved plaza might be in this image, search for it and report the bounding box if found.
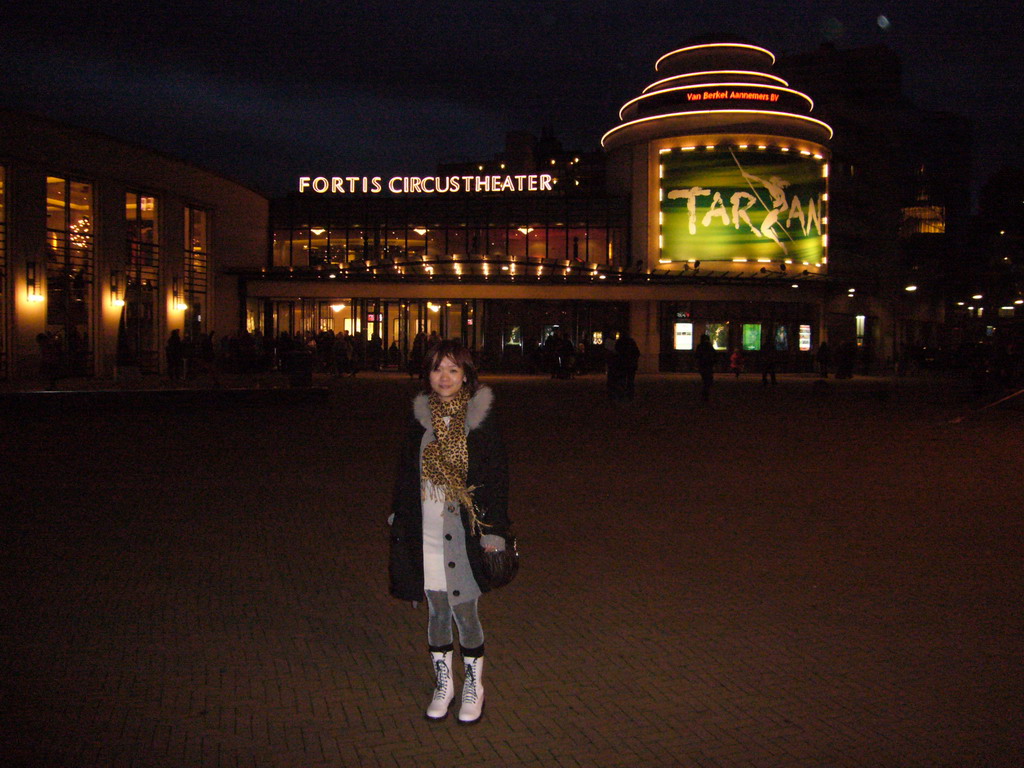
[1,372,1022,767]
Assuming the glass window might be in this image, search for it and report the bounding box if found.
[528,227,546,260]
[184,206,209,340]
[125,192,160,281]
[899,205,946,236]
[586,228,608,264]
[508,227,528,260]
[272,229,292,266]
[45,176,95,368]
[547,227,567,261]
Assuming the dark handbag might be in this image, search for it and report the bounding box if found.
[481,533,519,588]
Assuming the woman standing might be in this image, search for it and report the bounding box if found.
[388,340,510,724]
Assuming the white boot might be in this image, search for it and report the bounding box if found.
[425,650,454,720]
[458,655,485,724]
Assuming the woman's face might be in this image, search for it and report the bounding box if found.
[429,356,465,401]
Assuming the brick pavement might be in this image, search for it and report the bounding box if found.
[1,373,1022,767]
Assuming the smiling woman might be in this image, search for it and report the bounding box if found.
[388,337,512,724]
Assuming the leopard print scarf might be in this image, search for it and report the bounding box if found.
[421,387,488,535]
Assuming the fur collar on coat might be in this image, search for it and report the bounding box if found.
[412,385,493,432]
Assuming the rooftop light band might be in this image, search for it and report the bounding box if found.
[601,109,834,147]
[619,83,814,120]
[655,43,776,72]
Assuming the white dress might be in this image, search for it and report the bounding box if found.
[421,414,451,591]
[421,479,448,591]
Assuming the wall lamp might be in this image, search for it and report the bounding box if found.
[172,276,188,311]
[26,261,45,302]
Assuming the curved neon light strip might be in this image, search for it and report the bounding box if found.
[655,43,776,72]
[643,70,789,93]
[620,83,814,121]
[600,109,834,147]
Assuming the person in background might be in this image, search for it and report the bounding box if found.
[695,333,716,402]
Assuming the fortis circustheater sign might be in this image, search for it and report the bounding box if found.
[298,174,556,195]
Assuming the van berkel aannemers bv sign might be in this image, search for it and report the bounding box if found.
[298,174,556,195]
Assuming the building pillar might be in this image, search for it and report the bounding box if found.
[629,299,659,373]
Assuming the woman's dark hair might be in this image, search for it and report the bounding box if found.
[422,339,479,394]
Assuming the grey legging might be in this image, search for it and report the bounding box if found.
[425,590,484,652]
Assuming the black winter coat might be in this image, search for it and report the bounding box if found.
[388,386,510,601]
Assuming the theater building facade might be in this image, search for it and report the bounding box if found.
[243,40,841,373]
[3,39,947,382]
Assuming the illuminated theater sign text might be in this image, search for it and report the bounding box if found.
[660,148,826,264]
[298,174,556,195]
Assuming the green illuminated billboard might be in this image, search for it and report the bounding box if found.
[660,148,826,263]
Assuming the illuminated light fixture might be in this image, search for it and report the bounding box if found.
[1015,299,1024,305]
[518,227,534,235]
[738,144,748,149]
[172,276,188,311]
[413,228,427,236]
[24,263,45,303]
[681,146,696,151]
[642,70,789,93]
[501,265,509,271]
[330,303,345,312]
[311,228,325,236]
[658,258,671,264]
[822,192,829,201]
[500,163,506,169]
[599,274,607,280]
[654,43,776,72]
[705,144,715,150]
[659,148,671,154]
[814,154,823,160]
[550,159,556,165]
[800,150,811,156]
[329,273,337,279]
[757,258,771,263]
[428,303,440,313]
[905,285,918,292]
[477,165,484,171]
[732,258,748,263]
[972,294,983,300]
[955,301,965,306]
[784,259,794,264]
[791,283,799,288]
[108,268,124,307]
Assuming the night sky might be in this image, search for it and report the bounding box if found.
[2,0,1020,200]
